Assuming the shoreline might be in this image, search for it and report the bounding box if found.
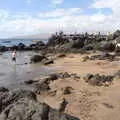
[1,30,120,120]
[1,51,120,120]
[30,52,120,120]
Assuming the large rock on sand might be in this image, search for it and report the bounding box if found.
[0,99,79,120]
[31,55,46,63]
[101,42,115,52]
[31,55,54,65]
[113,30,120,39]
[84,74,113,86]
[0,89,80,120]
[42,59,54,65]
[0,89,36,113]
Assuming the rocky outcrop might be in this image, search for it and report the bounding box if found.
[113,30,120,39]
[32,73,80,94]
[30,55,46,63]
[71,39,85,49]
[30,54,54,65]
[84,74,114,86]
[58,72,80,79]
[0,87,9,92]
[59,98,68,112]
[34,79,50,94]
[0,89,80,120]
[34,74,59,94]
[0,99,79,120]
[0,46,8,52]
[89,53,115,61]
[0,89,36,113]
[30,41,46,50]
[24,80,38,85]
[57,53,66,58]
[114,70,120,79]
[101,42,115,52]
[42,59,54,65]
[18,43,26,50]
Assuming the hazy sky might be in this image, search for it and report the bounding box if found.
[0,0,119,38]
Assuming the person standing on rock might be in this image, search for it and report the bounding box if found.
[12,50,17,62]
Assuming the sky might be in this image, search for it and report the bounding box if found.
[0,0,120,38]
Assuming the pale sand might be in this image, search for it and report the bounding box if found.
[51,53,120,75]
[37,53,120,120]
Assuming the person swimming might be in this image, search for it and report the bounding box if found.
[12,50,17,62]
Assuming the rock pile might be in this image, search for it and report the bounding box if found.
[0,88,80,120]
[30,54,54,65]
[89,53,115,61]
[84,74,114,86]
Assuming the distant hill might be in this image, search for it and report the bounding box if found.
[12,33,52,39]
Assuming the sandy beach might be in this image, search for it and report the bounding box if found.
[1,31,120,120]
[35,53,120,120]
[51,53,120,75]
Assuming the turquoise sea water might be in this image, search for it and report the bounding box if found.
[0,38,57,90]
[0,39,48,47]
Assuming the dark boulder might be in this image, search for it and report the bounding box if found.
[61,72,71,78]
[72,39,85,49]
[42,59,54,65]
[0,46,7,52]
[0,87,9,92]
[30,43,36,47]
[36,41,45,46]
[62,86,74,95]
[10,45,18,50]
[113,30,120,39]
[47,33,69,46]
[0,97,80,120]
[70,73,80,79]
[89,53,115,61]
[18,43,26,50]
[82,56,89,62]
[24,46,32,50]
[83,44,93,51]
[58,72,80,79]
[34,74,59,94]
[57,53,66,58]
[24,80,38,85]
[0,89,36,113]
[83,74,94,82]
[115,36,120,43]
[84,74,114,86]
[34,79,50,94]
[46,74,58,81]
[31,55,46,63]
[101,42,115,52]
[114,70,120,79]
[59,98,68,112]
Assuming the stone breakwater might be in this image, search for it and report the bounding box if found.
[1,30,120,54]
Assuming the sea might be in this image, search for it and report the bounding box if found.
[0,38,57,90]
[0,38,48,47]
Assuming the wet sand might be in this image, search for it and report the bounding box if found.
[0,51,56,89]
